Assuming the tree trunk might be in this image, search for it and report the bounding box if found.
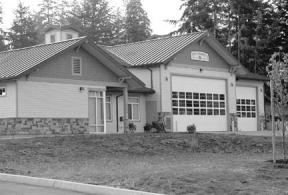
[237,6,241,63]
[283,126,286,160]
[270,81,276,164]
[281,90,286,160]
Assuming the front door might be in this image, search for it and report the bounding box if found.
[88,90,106,133]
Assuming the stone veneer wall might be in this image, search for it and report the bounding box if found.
[0,118,89,135]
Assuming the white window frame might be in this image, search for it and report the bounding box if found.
[72,57,82,76]
[50,34,56,43]
[128,97,140,121]
[0,87,6,97]
[106,96,112,122]
[88,90,106,134]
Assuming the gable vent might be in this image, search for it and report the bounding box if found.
[72,57,82,75]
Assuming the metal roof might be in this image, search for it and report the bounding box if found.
[103,32,207,66]
[0,37,86,80]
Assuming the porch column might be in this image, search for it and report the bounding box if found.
[123,87,129,133]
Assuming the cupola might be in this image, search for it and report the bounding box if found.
[44,25,81,44]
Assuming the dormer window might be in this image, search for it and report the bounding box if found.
[72,57,82,76]
[0,87,6,97]
[50,34,56,43]
[66,34,73,40]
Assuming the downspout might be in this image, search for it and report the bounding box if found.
[15,80,18,118]
[116,93,123,133]
[146,67,153,89]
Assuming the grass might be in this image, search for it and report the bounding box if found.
[0,133,288,194]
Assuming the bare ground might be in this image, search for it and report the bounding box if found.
[0,133,287,195]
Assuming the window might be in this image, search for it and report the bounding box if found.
[66,33,73,40]
[236,99,256,118]
[106,96,112,121]
[50,34,56,43]
[128,97,140,121]
[72,57,82,75]
[0,87,6,97]
[172,91,226,116]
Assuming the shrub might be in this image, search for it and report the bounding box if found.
[187,124,196,134]
[152,121,166,133]
[144,123,152,132]
[129,123,136,133]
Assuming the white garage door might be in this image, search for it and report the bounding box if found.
[236,86,257,131]
[172,76,227,132]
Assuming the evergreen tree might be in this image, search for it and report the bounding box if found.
[76,0,123,44]
[9,2,38,49]
[37,0,58,26]
[124,0,151,43]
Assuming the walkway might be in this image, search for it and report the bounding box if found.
[0,181,91,195]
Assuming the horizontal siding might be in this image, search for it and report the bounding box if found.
[128,68,151,88]
[31,48,119,82]
[0,82,16,118]
[17,81,94,118]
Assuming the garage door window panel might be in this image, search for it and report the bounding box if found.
[186,92,192,99]
[172,91,226,116]
[236,98,256,118]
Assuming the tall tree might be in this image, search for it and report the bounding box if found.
[124,0,151,43]
[37,0,58,26]
[75,0,124,44]
[0,0,8,51]
[9,2,38,49]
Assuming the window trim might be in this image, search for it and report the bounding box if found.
[72,57,82,76]
[106,96,112,122]
[128,97,140,121]
[0,86,6,97]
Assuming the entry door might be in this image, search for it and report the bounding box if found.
[88,91,106,133]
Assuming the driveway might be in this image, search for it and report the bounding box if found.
[0,181,91,195]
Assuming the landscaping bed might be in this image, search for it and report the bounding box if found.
[0,133,287,194]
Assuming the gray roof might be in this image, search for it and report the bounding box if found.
[0,37,86,80]
[237,72,269,81]
[103,32,207,66]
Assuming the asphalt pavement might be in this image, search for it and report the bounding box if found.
[0,181,92,195]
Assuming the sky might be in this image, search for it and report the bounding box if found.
[1,0,183,35]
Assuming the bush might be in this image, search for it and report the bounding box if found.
[144,123,152,132]
[152,121,166,133]
[129,123,136,133]
[187,124,196,134]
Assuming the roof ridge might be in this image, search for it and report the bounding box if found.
[104,32,206,48]
[0,36,86,54]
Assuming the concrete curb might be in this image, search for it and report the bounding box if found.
[0,173,163,195]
